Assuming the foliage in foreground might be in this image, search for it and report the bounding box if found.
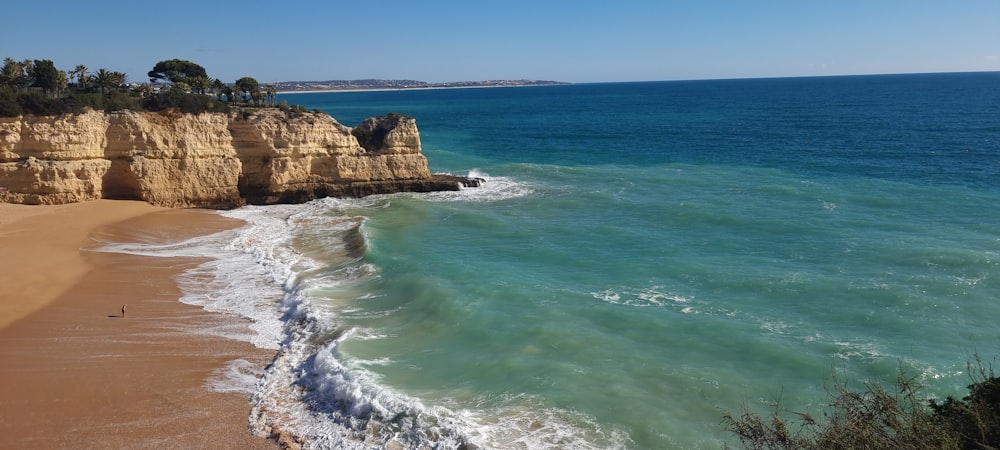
[723,357,1000,450]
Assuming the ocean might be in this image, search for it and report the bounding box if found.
[105,73,1000,449]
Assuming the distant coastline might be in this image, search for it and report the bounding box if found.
[273,79,568,93]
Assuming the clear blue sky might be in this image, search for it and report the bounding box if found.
[2,0,998,84]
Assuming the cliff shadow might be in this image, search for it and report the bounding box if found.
[101,158,144,201]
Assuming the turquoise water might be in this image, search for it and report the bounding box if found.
[178,73,1000,449]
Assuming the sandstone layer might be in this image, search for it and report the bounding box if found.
[0,110,478,208]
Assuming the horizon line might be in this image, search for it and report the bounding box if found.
[273,70,1000,93]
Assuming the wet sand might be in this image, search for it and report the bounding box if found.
[0,201,277,449]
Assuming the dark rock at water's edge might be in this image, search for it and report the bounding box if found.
[241,174,484,205]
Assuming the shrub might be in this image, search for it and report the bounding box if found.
[723,358,999,450]
[0,89,21,116]
[0,86,302,118]
[142,90,229,114]
[0,89,148,117]
[17,91,71,116]
[929,360,1000,449]
[101,90,143,112]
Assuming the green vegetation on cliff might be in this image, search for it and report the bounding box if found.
[0,57,285,117]
[724,357,1000,449]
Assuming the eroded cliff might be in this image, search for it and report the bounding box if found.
[0,109,477,208]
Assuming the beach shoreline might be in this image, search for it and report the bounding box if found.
[0,201,277,449]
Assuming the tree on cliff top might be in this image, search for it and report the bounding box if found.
[147,59,209,93]
[91,68,126,95]
[211,78,225,101]
[0,55,292,116]
[233,76,259,104]
[72,65,88,89]
[28,60,67,96]
[0,58,29,90]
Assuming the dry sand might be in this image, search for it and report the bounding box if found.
[0,201,277,449]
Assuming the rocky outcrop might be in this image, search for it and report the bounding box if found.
[0,109,479,208]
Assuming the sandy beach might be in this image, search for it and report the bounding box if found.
[0,201,277,449]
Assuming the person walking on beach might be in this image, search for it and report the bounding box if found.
[122,304,127,318]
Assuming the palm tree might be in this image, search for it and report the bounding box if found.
[211,78,225,101]
[265,84,276,106]
[111,71,128,91]
[20,59,34,87]
[91,68,116,95]
[55,70,69,95]
[0,58,26,89]
[73,65,88,90]
[190,76,209,95]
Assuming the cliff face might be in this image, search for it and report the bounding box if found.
[0,109,474,208]
[104,111,243,208]
[0,112,111,205]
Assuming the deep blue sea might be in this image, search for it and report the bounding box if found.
[117,73,1000,449]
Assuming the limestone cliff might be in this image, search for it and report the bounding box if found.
[0,109,478,208]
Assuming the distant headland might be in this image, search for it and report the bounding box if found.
[273,79,569,93]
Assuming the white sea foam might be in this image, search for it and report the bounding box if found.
[205,358,264,395]
[592,286,694,310]
[832,340,885,361]
[254,327,628,449]
[220,198,620,449]
[357,357,395,367]
[350,328,395,341]
[402,170,534,202]
[759,320,791,336]
[916,364,965,381]
[89,229,237,259]
[953,275,984,286]
[96,181,616,448]
[250,268,622,449]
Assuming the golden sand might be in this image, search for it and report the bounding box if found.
[0,201,276,448]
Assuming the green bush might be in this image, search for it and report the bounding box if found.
[0,89,147,117]
[0,89,230,117]
[142,90,229,114]
[60,91,141,113]
[100,90,143,112]
[17,91,74,115]
[929,366,1000,449]
[723,358,1000,450]
[0,89,21,116]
